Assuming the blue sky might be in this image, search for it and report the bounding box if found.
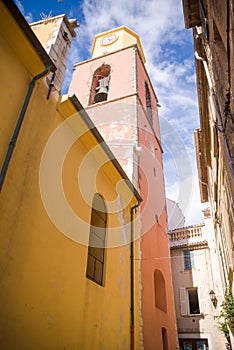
[15,0,205,226]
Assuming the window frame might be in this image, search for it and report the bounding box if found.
[183,249,195,270]
[179,286,206,316]
[179,286,207,317]
[145,80,153,125]
[86,194,107,286]
[187,287,200,315]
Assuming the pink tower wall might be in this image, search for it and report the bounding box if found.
[68,47,139,184]
[68,45,178,349]
[69,49,135,106]
[136,52,177,349]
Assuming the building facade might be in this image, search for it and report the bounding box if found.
[0,1,142,349]
[182,0,234,344]
[68,26,178,349]
[169,209,227,350]
[181,0,234,295]
[30,14,78,95]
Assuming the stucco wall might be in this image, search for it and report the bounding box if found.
[0,9,139,348]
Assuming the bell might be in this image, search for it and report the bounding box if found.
[94,86,108,103]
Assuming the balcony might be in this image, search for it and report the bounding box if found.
[169,224,208,250]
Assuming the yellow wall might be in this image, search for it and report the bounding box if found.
[0,4,140,349]
[0,4,41,171]
[31,18,61,48]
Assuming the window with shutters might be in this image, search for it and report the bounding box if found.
[179,288,187,316]
[86,193,107,286]
[179,287,206,316]
[198,286,207,314]
[183,250,195,270]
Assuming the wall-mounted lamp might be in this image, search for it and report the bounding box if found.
[209,290,217,307]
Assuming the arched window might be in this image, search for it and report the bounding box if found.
[89,64,111,105]
[154,269,167,312]
[145,81,153,125]
[161,327,169,350]
[86,193,107,286]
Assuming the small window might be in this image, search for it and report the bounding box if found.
[179,287,205,315]
[86,194,107,286]
[188,288,200,315]
[183,250,195,270]
[145,81,153,125]
[63,32,69,41]
[62,45,67,56]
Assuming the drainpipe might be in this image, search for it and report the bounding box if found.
[130,202,140,350]
[194,51,234,180]
[224,0,231,131]
[0,66,52,191]
[194,51,221,127]
[47,71,56,100]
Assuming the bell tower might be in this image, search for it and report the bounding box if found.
[68,26,178,349]
[31,14,78,95]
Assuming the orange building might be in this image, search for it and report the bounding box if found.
[69,26,178,349]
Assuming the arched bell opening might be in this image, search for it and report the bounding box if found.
[89,64,111,105]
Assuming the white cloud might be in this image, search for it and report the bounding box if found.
[19,0,202,225]
[165,174,204,226]
[78,0,186,48]
[15,0,202,224]
[15,0,33,22]
[66,0,202,225]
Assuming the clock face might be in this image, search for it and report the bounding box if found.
[101,33,118,45]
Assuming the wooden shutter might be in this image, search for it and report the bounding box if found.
[179,288,187,316]
[190,250,195,269]
[198,286,207,314]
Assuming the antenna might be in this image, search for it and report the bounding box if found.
[40,11,53,23]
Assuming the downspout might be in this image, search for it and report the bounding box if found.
[194,51,234,180]
[130,202,140,350]
[224,0,231,131]
[194,51,221,126]
[0,66,52,191]
[46,71,56,100]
